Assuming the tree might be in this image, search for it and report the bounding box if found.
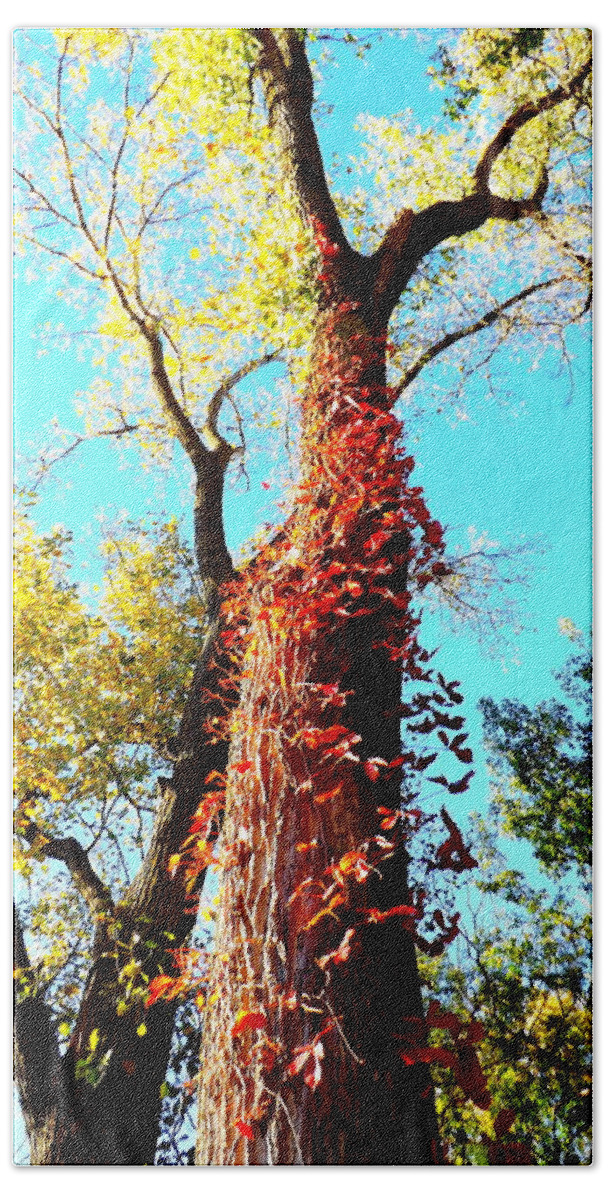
[480,646,592,881]
[13,28,592,1165]
[419,643,592,1164]
[420,860,592,1165]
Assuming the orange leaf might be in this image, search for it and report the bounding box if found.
[231,1010,267,1038]
[145,974,179,1008]
[296,838,318,853]
[301,891,345,931]
[338,850,372,882]
[314,785,342,806]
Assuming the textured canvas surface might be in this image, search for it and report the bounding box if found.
[13,28,592,1166]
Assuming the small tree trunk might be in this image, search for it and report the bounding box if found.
[196,303,440,1164]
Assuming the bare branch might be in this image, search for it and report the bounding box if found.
[103,36,136,253]
[31,419,139,487]
[136,69,172,119]
[138,170,204,236]
[55,38,101,259]
[14,169,80,232]
[19,234,108,282]
[394,275,570,397]
[204,350,282,449]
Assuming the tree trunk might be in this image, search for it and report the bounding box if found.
[196,300,441,1164]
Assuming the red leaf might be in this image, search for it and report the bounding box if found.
[363,530,393,554]
[364,756,387,782]
[363,904,417,924]
[317,928,355,970]
[344,579,364,598]
[426,1000,461,1037]
[314,784,343,805]
[414,752,438,771]
[231,1010,267,1038]
[377,805,399,830]
[338,850,372,882]
[466,1019,485,1045]
[425,520,444,545]
[233,759,253,774]
[433,807,478,872]
[401,1046,457,1069]
[235,1119,254,1140]
[454,1045,491,1109]
[446,770,474,795]
[304,1043,324,1091]
[300,724,352,749]
[145,974,181,1007]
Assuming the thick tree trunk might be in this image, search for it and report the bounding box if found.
[196,301,440,1164]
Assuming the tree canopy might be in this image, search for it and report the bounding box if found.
[13,26,592,1166]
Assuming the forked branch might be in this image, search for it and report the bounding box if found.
[373,53,592,315]
[16,817,114,920]
[473,56,592,193]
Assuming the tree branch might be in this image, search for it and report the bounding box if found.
[55,38,101,261]
[203,350,282,450]
[19,233,108,282]
[473,56,592,193]
[17,818,114,921]
[31,419,139,487]
[145,328,209,471]
[393,274,570,397]
[373,54,591,315]
[103,35,136,253]
[250,29,355,263]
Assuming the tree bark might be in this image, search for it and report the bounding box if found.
[195,297,440,1164]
